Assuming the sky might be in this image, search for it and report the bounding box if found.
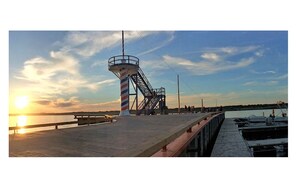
[9,31,288,113]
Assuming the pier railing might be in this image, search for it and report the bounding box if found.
[9,121,78,133]
[10,115,114,134]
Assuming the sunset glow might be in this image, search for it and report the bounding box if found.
[15,96,29,109]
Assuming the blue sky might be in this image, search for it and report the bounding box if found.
[9,31,288,113]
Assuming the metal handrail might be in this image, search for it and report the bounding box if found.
[108,55,139,69]
[9,121,78,131]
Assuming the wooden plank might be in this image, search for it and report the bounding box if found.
[117,113,218,157]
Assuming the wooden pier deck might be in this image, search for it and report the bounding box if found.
[9,113,214,157]
[211,118,252,157]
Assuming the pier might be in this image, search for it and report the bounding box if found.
[9,112,224,157]
[211,118,252,157]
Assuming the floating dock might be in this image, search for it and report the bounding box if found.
[9,113,224,157]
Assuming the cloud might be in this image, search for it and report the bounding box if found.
[210,45,261,55]
[163,55,255,75]
[140,59,168,71]
[16,51,116,99]
[276,74,288,80]
[69,98,121,112]
[251,70,276,74]
[243,81,257,86]
[34,97,79,108]
[137,32,175,56]
[63,31,157,57]
[18,51,79,82]
[160,45,265,75]
[34,100,51,105]
[242,80,279,86]
[53,97,79,108]
[86,79,117,90]
[91,60,106,68]
[201,52,220,61]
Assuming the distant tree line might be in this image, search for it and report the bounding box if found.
[10,102,287,116]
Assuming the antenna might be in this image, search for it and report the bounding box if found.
[122,30,125,56]
[177,74,180,114]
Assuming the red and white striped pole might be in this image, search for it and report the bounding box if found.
[119,68,130,116]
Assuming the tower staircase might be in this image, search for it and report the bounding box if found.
[130,67,166,115]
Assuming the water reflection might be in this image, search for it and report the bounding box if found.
[17,115,27,134]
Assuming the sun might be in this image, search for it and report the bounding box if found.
[15,96,29,109]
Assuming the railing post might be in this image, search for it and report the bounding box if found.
[187,127,192,133]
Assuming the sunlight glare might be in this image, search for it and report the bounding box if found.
[18,128,26,134]
[16,115,27,134]
[17,115,27,127]
[15,96,29,109]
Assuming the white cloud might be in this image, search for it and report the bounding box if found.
[91,60,106,68]
[251,70,276,74]
[243,80,279,86]
[86,79,117,91]
[276,74,288,80]
[16,51,116,99]
[201,52,220,61]
[220,47,237,54]
[19,51,79,82]
[255,50,264,57]
[137,32,175,56]
[209,45,261,55]
[140,59,168,70]
[63,31,157,57]
[160,45,265,76]
[163,55,255,75]
[243,81,257,86]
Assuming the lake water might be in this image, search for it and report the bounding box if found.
[225,108,287,118]
[9,115,77,134]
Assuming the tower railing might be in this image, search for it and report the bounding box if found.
[108,55,139,70]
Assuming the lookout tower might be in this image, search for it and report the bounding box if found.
[108,31,166,116]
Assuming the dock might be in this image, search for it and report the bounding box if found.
[10,113,223,157]
[211,118,252,157]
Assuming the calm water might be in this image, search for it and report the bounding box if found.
[9,115,77,134]
[225,108,287,118]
